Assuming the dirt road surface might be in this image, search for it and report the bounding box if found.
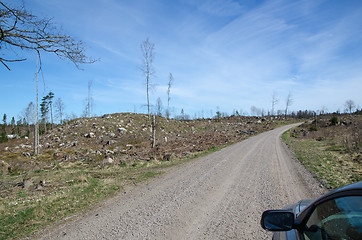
[37,123,326,240]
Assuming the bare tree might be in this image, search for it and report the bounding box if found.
[140,37,155,122]
[271,91,278,116]
[285,92,293,117]
[0,1,95,70]
[344,100,355,114]
[166,73,174,118]
[250,106,262,116]
[24,101,34,134]
[83,80,94,118]
[156,97,163,116]
[54,97,65,124]
[320,106,328,115]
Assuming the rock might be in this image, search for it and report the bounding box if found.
[1,161,10,173]
[53,152,62,159]
[19,144,31,149]
[102,157,114,165]
[126,144,133,149]
[102,114,111,119]
[7,134,20,139]
[36,184,43,191]
[36,180,45,191]
[118,128,127,134]
[109,132,116,138]
[106,150,114,155]
[241,130,255,135]
[163,153,172,161]
[85,132,95,138]
[22,152,31,157]
[22,178,33,189]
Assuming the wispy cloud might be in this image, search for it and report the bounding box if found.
[1,0,361,119]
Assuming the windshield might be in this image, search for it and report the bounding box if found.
[303,196,362,240]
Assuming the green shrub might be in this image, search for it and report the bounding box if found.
[309,125,318,131]
[330,115,338,125]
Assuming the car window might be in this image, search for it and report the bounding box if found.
[302,196,362,240]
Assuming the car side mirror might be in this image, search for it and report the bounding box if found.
[261,210,295,231]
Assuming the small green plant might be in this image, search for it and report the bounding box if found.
[17,191,27,198]
[121,162,127,167]
[330,115,338,126]
[309,125,318,131]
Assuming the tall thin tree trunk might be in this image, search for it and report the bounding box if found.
[34,54,39,155]
[44,118,47,133]
[147,75,150,123]
[50,102,53,129]
[152,115,155,148]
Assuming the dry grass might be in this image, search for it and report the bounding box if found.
[283,114,361,189]
[0,141,227,240]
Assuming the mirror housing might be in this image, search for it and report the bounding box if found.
[261,210,295,231]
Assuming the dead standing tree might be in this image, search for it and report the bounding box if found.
[0,1,95,154]
[83,80,94,118]
[166,73,174,119]
[140,37,155,124]
[271,91,278,116]
[344,100,355,114]
[285,92,293,118]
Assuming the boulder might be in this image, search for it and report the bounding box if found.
[163,153,172,161]
[1,161,10,173]
[85,132,95,138]
[126,144,133,150]
[118,128,127,134]
[22,178,33,189]
[22,152,31,157]
[102,157,114,165]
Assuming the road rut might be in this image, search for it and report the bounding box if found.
[38,123,326,239]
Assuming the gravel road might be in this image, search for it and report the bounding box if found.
[37,123,326,240]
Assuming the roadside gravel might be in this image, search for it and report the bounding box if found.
[36,123,326,240]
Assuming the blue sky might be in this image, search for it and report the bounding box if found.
[1,0,362,122]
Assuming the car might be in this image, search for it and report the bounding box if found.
[260,181,362,239]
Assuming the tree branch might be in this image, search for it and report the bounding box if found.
[0,1,95,70]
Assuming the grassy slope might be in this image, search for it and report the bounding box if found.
[0,139,226,240]
[282,116,361,190]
